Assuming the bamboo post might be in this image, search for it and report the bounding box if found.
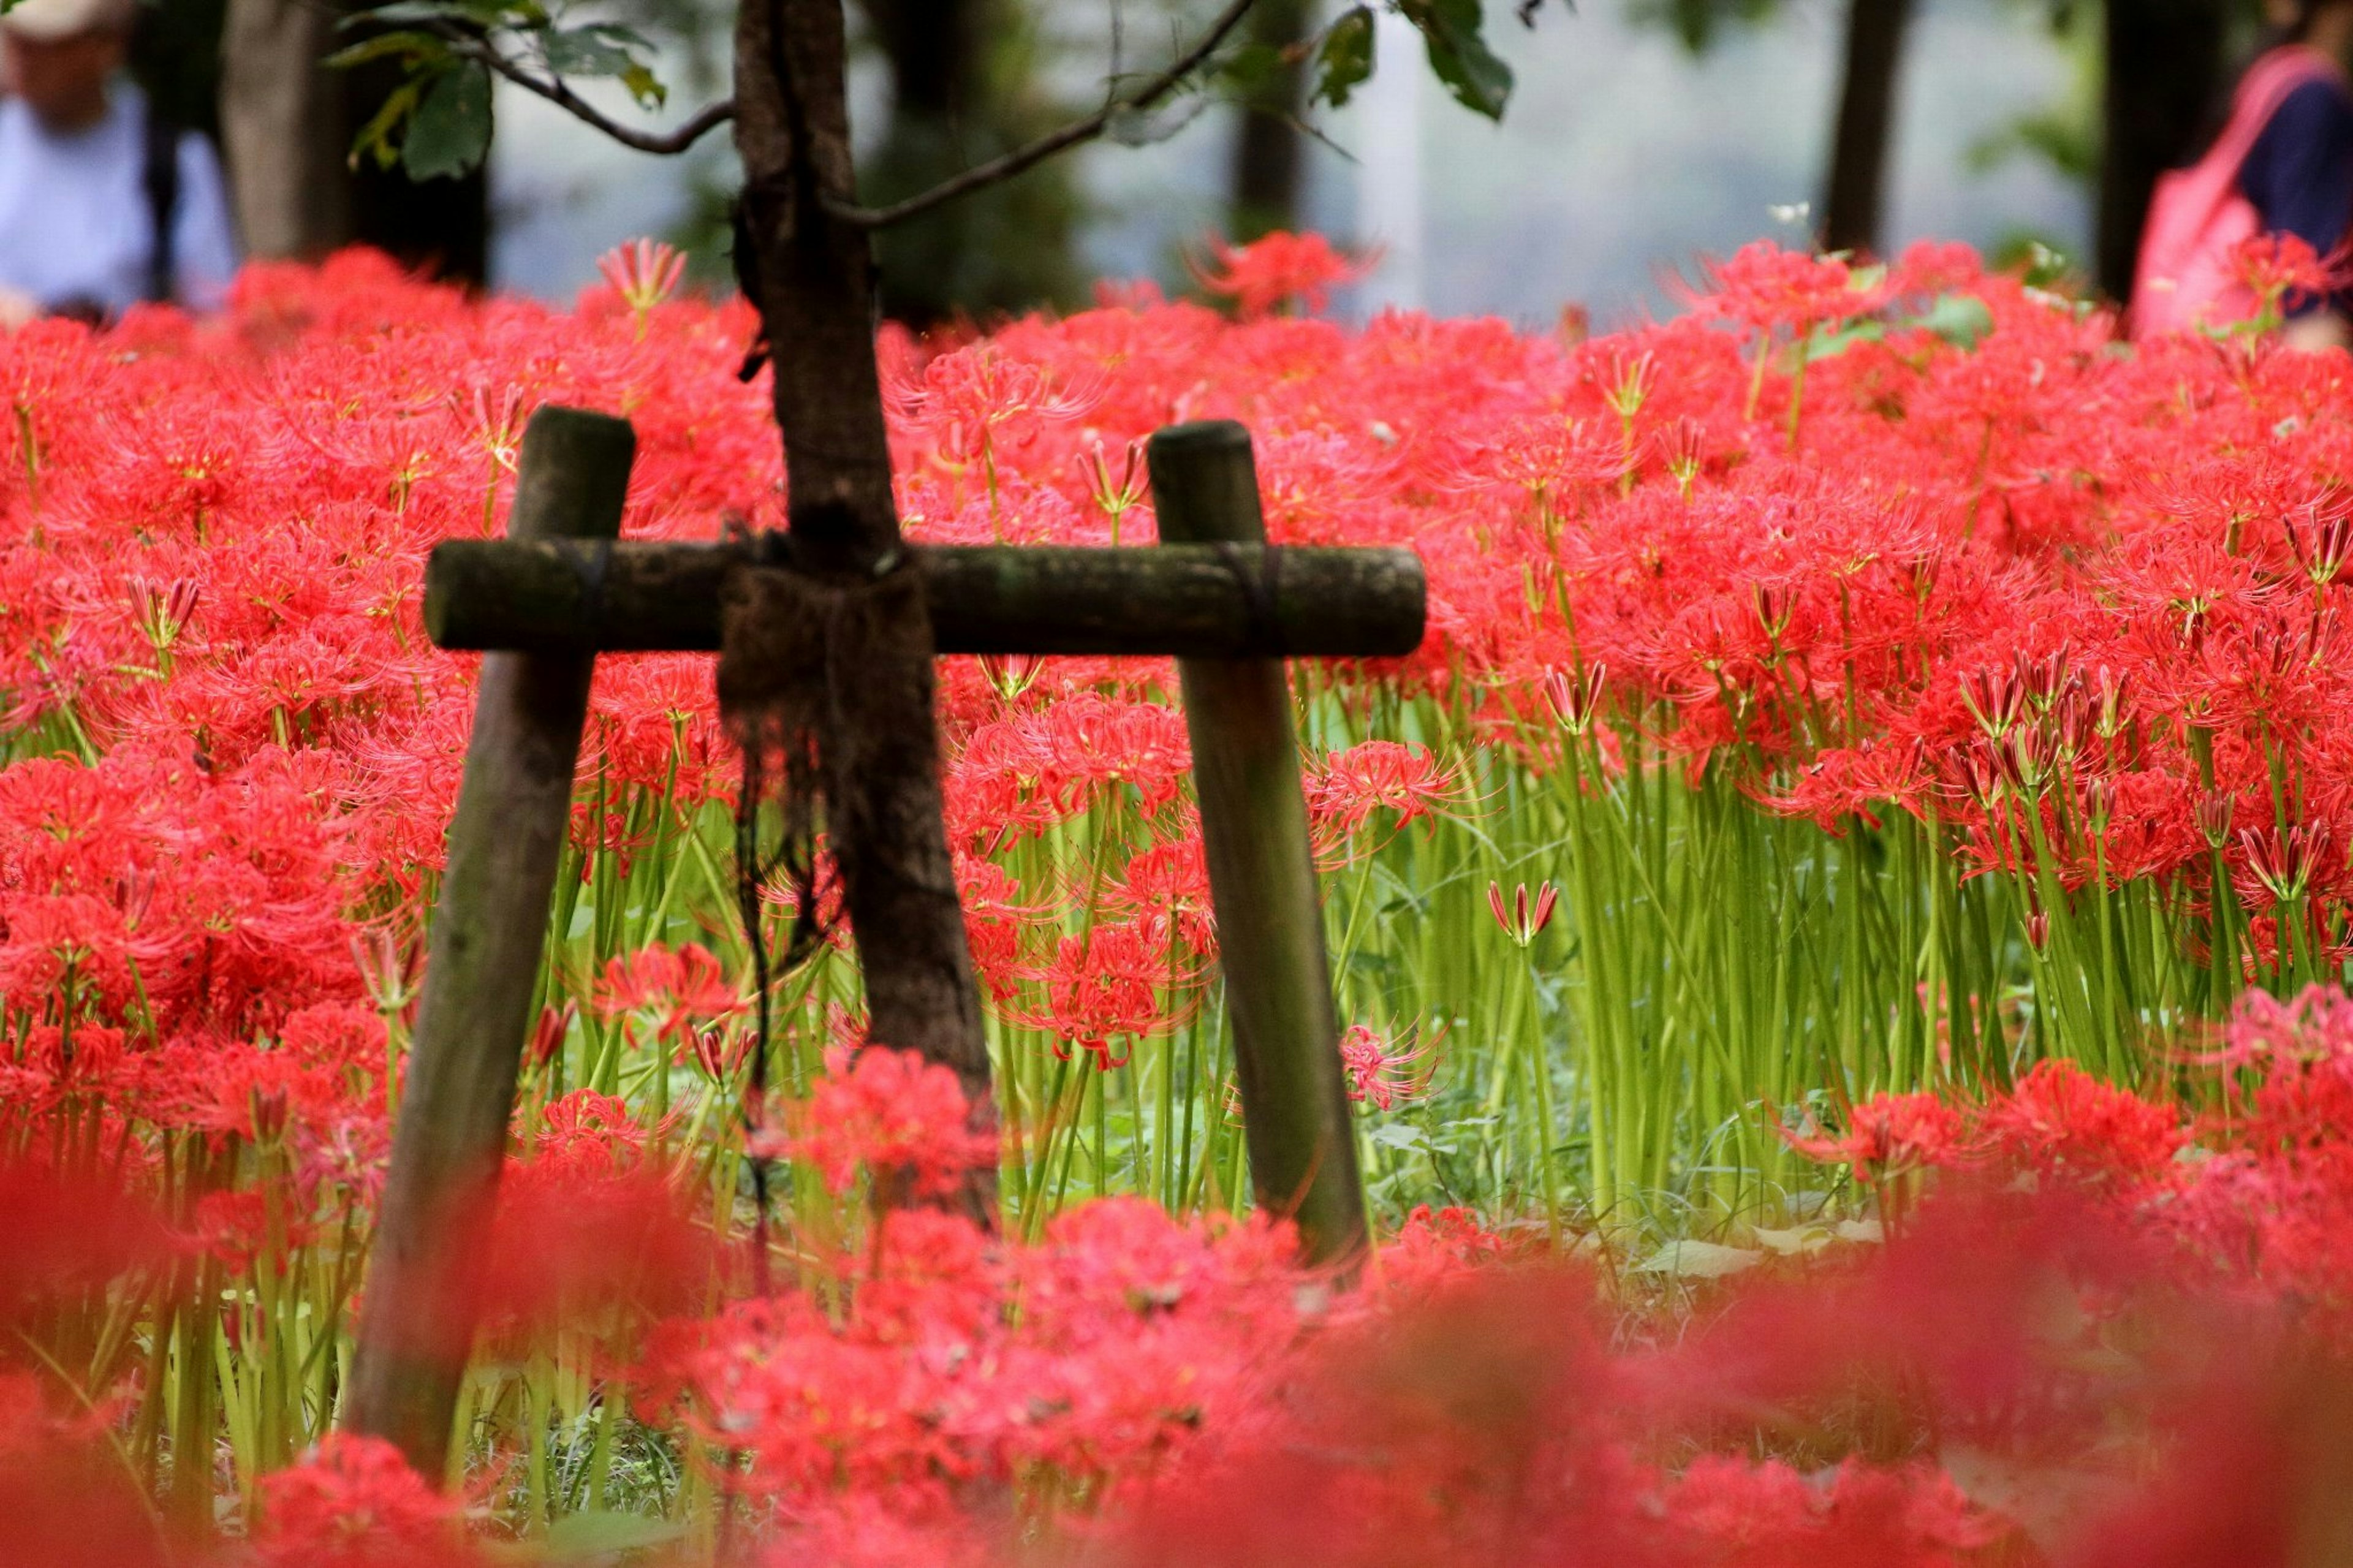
[1148,420,1369,1269]
[344,406,637,1475]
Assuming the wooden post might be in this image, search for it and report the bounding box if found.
[1148,420,1368,1269]
[344,406,637,1475]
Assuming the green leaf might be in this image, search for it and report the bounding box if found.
[1219,40,1288,92]
[1919,292,1995,349]
[618,64,667,109]
[322,29,446,70]
[1104,93,1210,148]
[1366,1122,1427,1152]
[542,1510,688,1559]
[1314,6,1377,108]
[403,59,493,181]
[542,23,653,77]
[1395,0,1514,119]
[1631,1239,1762,1278]
[341,0,504,28]
[349,77,423,172]
[1749,1223,1832,1257]
[526,21,667,104]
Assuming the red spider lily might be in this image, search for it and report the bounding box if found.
[252,1434,473,1568]
[1338,1022,1438,1111]
[1017,918,1198,1069]
[2284,498,2353,590]
[596,236,686,340]
[1103,837,1217,955]
[594,942,748,1056]
[2238,821,2331,906]
[349,925,422,1014]
[1978,1059,2183,1186]
[1488,879,1560,949]
[768,1047,996,1203]
[1304,740,1469,849]
[1701,240,1885,335]
[1543,662,1608,735]
[1192,230,1369,317]
[2197,790,2235,850]
[1779,1090,1968,1184]
[526,999,575,1072]
[1078,436,1148,536]
[2232,232,2334,320]
[126,574,198,661]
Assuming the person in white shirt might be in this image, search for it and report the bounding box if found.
[0,0,238,325]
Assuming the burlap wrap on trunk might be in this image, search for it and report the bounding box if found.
[716,551,939,960]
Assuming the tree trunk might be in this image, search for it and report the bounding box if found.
[858,0,1079,323]
[218,0,490,283]
[2099,0,2227,303]
[219,0,354,257]
[1230,0,1313,241]
[1819,0,1911,257]
[733,0,995,1134]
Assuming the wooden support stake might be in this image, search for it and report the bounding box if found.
[344,407,637,1475]
[1148,420,1369,1270]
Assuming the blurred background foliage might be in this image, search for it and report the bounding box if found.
[128,0,2276,322]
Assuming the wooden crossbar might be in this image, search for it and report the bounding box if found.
[423,539,1425,657]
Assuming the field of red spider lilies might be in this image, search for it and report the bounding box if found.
[10,230,2353,1562]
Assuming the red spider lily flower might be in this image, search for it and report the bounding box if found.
[526,999,576,1072]
[126,574,198,659]
[978,651,1045,703]
[254,1434,473,1568]
[1338,1022,1439,1112]
[1543,663,1608,735]
[1018,918,1197,1070]
[1035,694,1194,815]
[1780,1090,1968,1184]
[1192,230,1370,318]
[2237,821,2331,906]
[597,236,686,336]
[2232,231,2333,320]
[350,925,422,1013]
[1104,837,1218,955]
[0,1164,170,1322]
[896,343,1094,472]
[2197,790,2235,850]
[771,1047,996,1203]
[2284,498,2353,589]
[595,941,748,1055]
[1957,662,2026,740]
[1305,740,1469,847]
[1979,1059,2184,1186]
[1701,240,1886,335]
[1488,880,1560,949]
[1078,436,1148,536]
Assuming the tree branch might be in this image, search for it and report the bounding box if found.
[832,0,1262,230]
[430,23,734,156]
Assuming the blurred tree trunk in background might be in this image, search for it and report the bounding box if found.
[219,0,490,284]
[219,0,350,257]
[129,0,227,138]
[1230,0,1312,240]
[1819,0,1911,256]
[2098,0,2227,301]
[860,0,1080,324]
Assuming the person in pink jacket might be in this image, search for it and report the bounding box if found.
[2137,0,2353,347]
